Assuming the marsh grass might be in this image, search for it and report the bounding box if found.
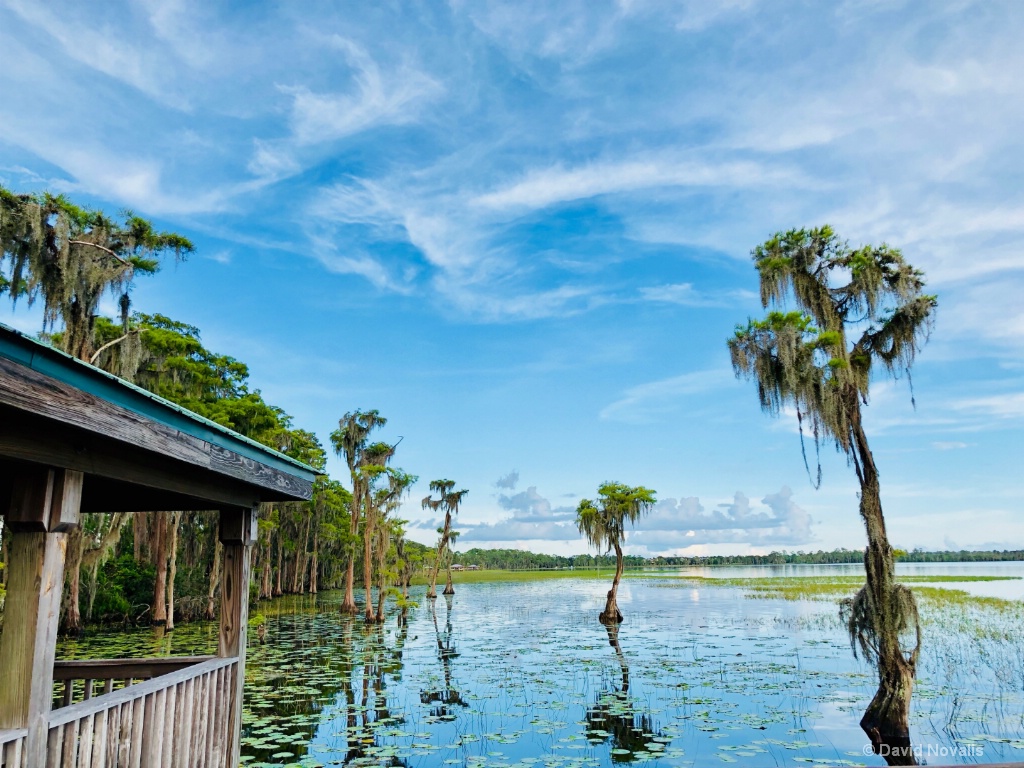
[410,568,614,585]
[654,574,1022,606]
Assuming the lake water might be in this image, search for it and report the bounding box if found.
[669,562,1024,600]
[57,566,1024,767]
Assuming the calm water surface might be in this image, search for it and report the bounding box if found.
[57,567,1024,767]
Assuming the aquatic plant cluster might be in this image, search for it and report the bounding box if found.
[56,573,1024,767]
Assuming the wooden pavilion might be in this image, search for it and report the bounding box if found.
[0,323,316,767]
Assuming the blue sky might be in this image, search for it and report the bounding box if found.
[1,0,1022,556]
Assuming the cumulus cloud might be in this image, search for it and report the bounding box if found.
[445,482,813,550]
[452,484,580,542]
[494,470,520,490]
[626,487,815,553]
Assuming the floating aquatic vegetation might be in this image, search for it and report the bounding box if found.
[55,571,1024,766]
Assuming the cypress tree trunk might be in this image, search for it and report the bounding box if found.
[166,512,180,630]
[295,516,310,594]
[152,511,168,625]
[85,559,101,623]
[63,528,85,634]
[260,541,272,599]
[599,542,625,625]
[852,407,918,766]
[363,518,375,622]
[133,515,147,562]
[443,559,454,595]
[0,525,7,590]
[206,523,221,620]
[310,532,319,594]
[274,540,283,597]
[341,486,361,614]
[426,512,451,600]
[375,568,387,622]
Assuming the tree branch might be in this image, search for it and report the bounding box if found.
[89,329,139,364]
[69,239,132,266]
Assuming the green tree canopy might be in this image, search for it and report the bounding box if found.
[0,186,192,360]
[576,482,657,556]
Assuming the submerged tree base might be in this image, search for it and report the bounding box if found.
[861,666,918,766]
[599,590,623,625]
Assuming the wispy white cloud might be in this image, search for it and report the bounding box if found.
[3,0,191,107]
[951,392,1024,419]
[600,369,736,423]
[638,282,757,307]
[282,36,441,147]
[472,158,810,212]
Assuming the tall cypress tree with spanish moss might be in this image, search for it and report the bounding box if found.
[729,226,936,763]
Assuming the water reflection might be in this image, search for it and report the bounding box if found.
[55,577,1024,766]
[585,624,665,762]
[420,593,466,718]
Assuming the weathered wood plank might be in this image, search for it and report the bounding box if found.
[116,699,132,768]
[0,474,76,765]
[45,723,61,768]
[5,467,82,533]
[61,720,78,768]
[128,696,144,768]
[0,357,209,468]
[89,708,106,768]
[160,684,175,768]
[203,669,220,768]
[0,412,261,512]
[218,538,252,768]
[209,444,311,500]
[105,704,118,767]
[0,360,313,501]
[140,692,158,768]
[78,713,94,768]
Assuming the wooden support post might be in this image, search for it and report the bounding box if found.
[217,505,256,768]
[0,467,82,766]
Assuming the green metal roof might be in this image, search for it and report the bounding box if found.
[0,322,317,483]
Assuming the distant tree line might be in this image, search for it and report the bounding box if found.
[455,548,645,570]
[453,547,1024,570]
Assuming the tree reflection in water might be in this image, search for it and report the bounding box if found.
[337,617,410,767]
[420,593,467,718]
[585,624,665,762]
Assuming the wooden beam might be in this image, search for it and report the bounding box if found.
[0,360,313,501]
[0,411,270,511]
[6,467,82,533]
[52,656,217,681]
[0,469,80,765]
[219,506,257,546]
[217,507,254,767]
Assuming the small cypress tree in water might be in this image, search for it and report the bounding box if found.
[729,226,936,764]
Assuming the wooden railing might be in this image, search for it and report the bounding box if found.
[53,656,217,708]
[0,729,27,768]
[45,656,238,768]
